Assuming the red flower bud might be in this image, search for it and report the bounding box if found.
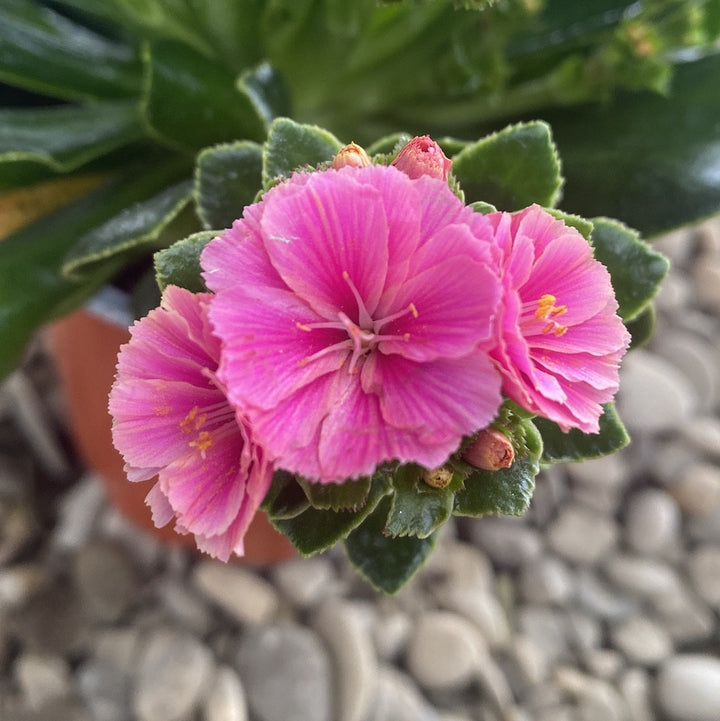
[391,135,452,181]
[332,142,371,169]
[463,429,515,471]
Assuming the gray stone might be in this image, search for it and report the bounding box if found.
[237,624,332,721]
[92,627,141,675]
[518,556,574,605]
[0,497,37,565]
[623,488,681,555]
[609,616,673,666]
[502,634,549,697]
[565,609,603,652]
[517,605,568,664]
[693,255,720,313]
[369,667,440,721]
[201,665,248,721]
[466,517,542,568]
[688,544,720,608]
[656,654,720,721]
[668,462,720,517]
[14,652,73,710]
[51,474,106,551]
[0,563,46,608]
[405,611,483,691]
[371,608,412,661]
[547,505,618,564]
[76,659,131,721]
[555,667,628,721]
[272,557,335,609]
[603,554,683,599]
[313,600,377,721]
[156,580,213,636]
[575,569,639,620]
[652,587,716,646]
[681,416,720,459]
[581,649,625,680]
[192,561,279,626]
[616,350,696,433]
[133,628,214,721]
[425,541,494,591]
[619,668,654,721]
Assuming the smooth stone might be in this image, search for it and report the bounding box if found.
[609,616,673,666]
[502,634,549,697]
[76,659,130,721]
[371,608,412,661]
[603,554,682,599]
[693,256,720,312]
[201,665,248,721]
[14,652,72,710]
[465,517,542,568]
[651,587,716,646]
[554,668,627,721]
[652,226,695,267]
[681,416,720,458]
[272,557,335,609]
[73,541,138,623]
[237,624,332,721]
[313,599,377,721]
[668,462,720,516]
[192,561,279,626]
[50,473,106,551]
[0,498,36,565]
[423,541,494,591]
[619,668,654,721]
[616,350,696,433]
[156,580,213,636]
[623,488,681,555]
[516,606,569,664]
[406,611,483,691]
[654,272,694,314]
[92,627,141,675]
[0,563,46,608]
[547,505,618,564]
[518,556,574,605]
[581,649,625,680]
[567,452,629,488]
[574,569,639,621]
[133,628,214,721]
[369,667,440,721]
[656,655,720,721]
[565,609,603,652]
[688,544,720,608]
[651,441,699,487]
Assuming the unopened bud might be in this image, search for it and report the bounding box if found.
[463,429,514,471]
[421,466,454,489]
[391,135,452,181]
[332,142,371,169]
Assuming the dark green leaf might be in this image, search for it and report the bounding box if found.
[62,179,194,279]
[272,474,391,556]
[0,101,143,173]
[195,141,263,229]
[548,53,720,236]
[534,402,630,465]
[261,470,310,520]
[452,121,562,210]
[591,217,669,321]
[154,230,216,293]
[142,40,266,151]
[299,476,372,511]
[384,465,459,539]
[262,118,342,186]
[0,161,186,380]
[626,304,656,350]
[237,62,291,127]
[0,0,141,100]
[365,132,412,156]
[344,496,438,594]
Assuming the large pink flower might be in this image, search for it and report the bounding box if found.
[202,165,503,482]
[108,285,272,560]
[485,204,630,433]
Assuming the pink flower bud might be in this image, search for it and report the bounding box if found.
[463,429,515,471]
[391,135,452,181]
[332,142,371,169]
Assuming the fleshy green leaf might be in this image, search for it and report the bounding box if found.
[142,40,266,151]
[0,0,141,101]
[237,62,291,127]
[626,304,656,349]
[195,141,263,229]
[454,421,542,517]
[261,470,310,520]
[384,465,460,539]
[62,178,194,279]
[0,101,143,173]
[299,476,372,511]
[452,121,563,210]
[365,132,412,156]
[534,402,630,465]
[272,474,391,556]
[344,496,438,594]
[154,230,216,293]
[591,217,669,321]
[262,117,342,186]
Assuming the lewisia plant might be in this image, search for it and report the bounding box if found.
[110,131,664,593]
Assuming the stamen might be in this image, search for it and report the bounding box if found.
[298,338,353,367]
[343,270,373,329]
[189,430,213,458]
[373,302,419,332]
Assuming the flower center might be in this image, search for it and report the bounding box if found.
[523,293,568,337]
[179,401,237,459]
[297,271,417,373]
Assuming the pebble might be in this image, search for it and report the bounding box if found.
[518,556,574,605]
[192,561,280,625]
[651,586,716,645]
[371,607,412,660]
[272,556,335,608]
[619,668,654,721]
[609,616,673,666]
[668,462,720,516]
[236,624,332,721]
[623,487,681,555]
[656,654,720,721]
[51,473,106,551]
[602,554,682,599]
[14,652,73,710]
[76,659,131,721]
[0,563,47,608]
[370,667,441,721]
[133,628,214,721]
[201,665,248,721]
[466,517,542,568]
[516,606,569,664]
[688,544,720,607]
[547,505,618,564]
[681,416,720,458]
[574,569,639,620]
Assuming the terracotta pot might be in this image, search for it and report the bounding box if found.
[45,307,296,564]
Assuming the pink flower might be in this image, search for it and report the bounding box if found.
[108,285,272,561]
[485,205,630,433]
[392,135,452,181]
[332,141,371,169]
[202,165,503,483]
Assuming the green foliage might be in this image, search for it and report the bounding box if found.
[154,230,216,293]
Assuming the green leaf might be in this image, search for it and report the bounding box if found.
[0,101,143,174]
[454,421,542,517]
[591,217,669,321]
[261,470,310,520]
[344,496,438,594]
[195,141,263,229]
[0,161,186,381]
[548,53,720,236]
[452,121,563,210]
[626,304,656,349]
[272,474,391,556]
[299,476,372,511]
[62,178,194,279]
[154,230,216,293]
[365,132,412,156]
[237,62,291,127]
[384,465,459,539]
[534,402,630,465]
[142,40,266,151]
[262,118,342,186]
[0,0,141,100]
